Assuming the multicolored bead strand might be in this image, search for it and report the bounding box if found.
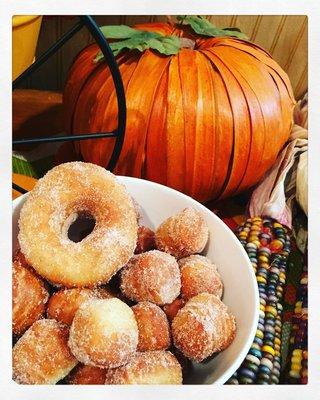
[226,217,291,385]
[284,266,308,384]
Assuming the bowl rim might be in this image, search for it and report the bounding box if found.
[12,175,259,385]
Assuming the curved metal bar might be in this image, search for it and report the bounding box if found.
[12,183,28,195]
[13,131,118,145]
[12,15,127,194]
[81,16,126,172]
[13,19,84,89]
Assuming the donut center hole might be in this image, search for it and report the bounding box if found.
[68,212,96,243]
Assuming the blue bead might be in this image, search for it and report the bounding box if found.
[238,368,256,381]
[264,332,275,341]
[260,365,272,375]
[254,337,264,347]
[249,348,262,358]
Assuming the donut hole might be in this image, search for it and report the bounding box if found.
[67,212,96,243]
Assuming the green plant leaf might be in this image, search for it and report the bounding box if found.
[177,15,248,40]
[94,26,181,62]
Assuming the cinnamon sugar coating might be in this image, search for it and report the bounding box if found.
[47,287,114,325]
[120,250,181,305]
[68,298,138,368]
[13,319,78,384]
[155,208,209,258]
[12,258,49,336]
[132,301,171,351]
[66,363,106,384]
[105,351,182,384]
[18,162,138,287]
[178,255,223,300]
[172,293,236,362]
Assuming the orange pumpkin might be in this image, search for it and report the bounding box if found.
[63,22,295,202]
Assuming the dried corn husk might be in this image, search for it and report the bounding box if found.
[249,124,308,228]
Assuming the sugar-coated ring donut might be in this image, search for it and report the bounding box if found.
[65,364,106,385]
[162,298,185,322]
[172,293,236,362]
[132,301,171,351]
[155,208,209,258]
[120,250,181,305]
[105,351,182,384]
[12,319,78,384]
[68,298,138,368]
[47,287,114,325]
[18,162,138,287]
[12,258,49,336]
[135,226,156,254]
[178,255,223,300]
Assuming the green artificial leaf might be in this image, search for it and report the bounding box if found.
[99,25,139,39]
[148,36,181,55]
[177,15,248,40]
[94,26,181,62]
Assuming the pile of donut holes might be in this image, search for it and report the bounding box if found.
[12,163,236,385]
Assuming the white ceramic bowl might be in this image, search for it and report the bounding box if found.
[12,176,259,385]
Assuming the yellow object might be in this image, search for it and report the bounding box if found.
[12,15,42,80]
[262,345,275,357]
[12,173,36,200]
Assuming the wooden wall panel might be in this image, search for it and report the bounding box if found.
[22,15,308,99]
[251,15,284,50]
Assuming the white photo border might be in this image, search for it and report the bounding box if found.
[1,1,319,399]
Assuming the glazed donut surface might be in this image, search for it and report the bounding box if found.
[18,162,138,287]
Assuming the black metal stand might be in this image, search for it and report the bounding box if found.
[13,15,126,194]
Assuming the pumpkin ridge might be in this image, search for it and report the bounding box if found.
[213,46,285,187]
[204,48,268,197]
[145,65,169,185]
[200,49,238,200]
[219,40,295,102]
[203,49,251,199]
[81,52,140,166]
[165,55,186,192]
[201,50,234,200]
[192,51,217,200]
[116,51,173,177]
[63,44,100,135]
[139,54,173,179]
[205,48,269,191]
[266,67,294,143]
[177,49,198,197]
[99,53,142,168]
[211,52,267,193]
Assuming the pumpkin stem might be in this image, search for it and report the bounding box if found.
[179,38,196,50]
